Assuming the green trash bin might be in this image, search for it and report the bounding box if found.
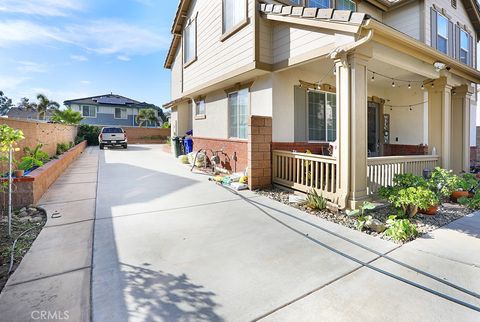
[172,137,182,157]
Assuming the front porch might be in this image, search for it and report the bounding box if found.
[267,43,474,209]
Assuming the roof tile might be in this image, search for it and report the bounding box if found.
[316,8,334,19]
[302,8,318,18]
[331,10,352,22]
[291,6,304,16]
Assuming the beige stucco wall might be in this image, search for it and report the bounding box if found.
[170,102,192,137]
[193,90,229,139]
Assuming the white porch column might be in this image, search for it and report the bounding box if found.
[335,52,370,209]
[451,84,474,173]
[427,77,452,169]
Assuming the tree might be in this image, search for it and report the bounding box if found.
[136,108,158,127]
[0,91,13,116]
[17,97,36,110]
[51,108,84,125]
[35,94,60,120]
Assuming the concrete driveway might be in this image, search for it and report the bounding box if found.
[92,145,480,322]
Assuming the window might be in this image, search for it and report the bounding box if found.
[102,128,124,134]
[82,105,96,118]
[436,13,448,54]
[307,90,336,142]
[290,0,302,4]
[195,99,205,116]
[114,107,127,119]
[336,0,356,10]
[223,0,246,34]
[451,0,457,9]
[459,29,469,64]
[307,0,331,8]
[228,88,249,139]
[183,18,196,65]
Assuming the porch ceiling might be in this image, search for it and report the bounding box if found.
[366,59,426,89]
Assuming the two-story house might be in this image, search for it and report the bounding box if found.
[65,93,164,127]
[164,0,480,209]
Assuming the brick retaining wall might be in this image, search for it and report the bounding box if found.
[192,137,247,172]
[123,127,170,144]
[0,141,87,209]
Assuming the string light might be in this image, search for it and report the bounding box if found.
[368,69,429,89]
[421,84,425,90]
[371,72,375,82]
[391,81,396,88]
[408,83,411,89]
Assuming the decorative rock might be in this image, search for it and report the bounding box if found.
[18,216,33,223]
[365,218,386,233]
[28,207,37,213]
[18,211,29,217]
[19,207,27,213]
[31,216,43,223]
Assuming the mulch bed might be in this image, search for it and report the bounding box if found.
[255,188,471,244]
[0,207,46,291]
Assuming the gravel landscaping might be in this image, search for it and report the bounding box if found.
[0,206,46,291]
[255,188,471,243]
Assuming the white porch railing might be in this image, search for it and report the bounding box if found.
[272,150,338,201]
[367,155,440,194]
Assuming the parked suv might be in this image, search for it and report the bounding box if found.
[99,127,127,149]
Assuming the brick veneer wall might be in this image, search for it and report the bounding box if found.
[248,116,272,190]
[0,141,87,209]
[271,142,330,154]
[383,144,428,156]
[192,137,248,172]
[123,127,170,144]
[0,118,77,162]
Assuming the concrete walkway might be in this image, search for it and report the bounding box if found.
[0,147,98,322]
[1,144,479,321]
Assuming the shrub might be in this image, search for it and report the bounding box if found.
[379,174,438,218]
[77,124,101,146]
[51,108,84,125]
[23,144,49,163]
[305,189,327,210]
[74,135,85,145]
[162,122,171,129]
[428,167,456,198]
[385,215,418,241]
[458,193,480,209]
[56,142,70,155]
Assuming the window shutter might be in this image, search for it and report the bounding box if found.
[430,8,437,49]
[448,20,454,57]
[455,25,460,59]
[294,85,307,142]
[469,34,474,67]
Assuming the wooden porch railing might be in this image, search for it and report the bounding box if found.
[272,150,338,201]
[367,155,440,194]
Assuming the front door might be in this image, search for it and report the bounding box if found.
[368,101,380,157]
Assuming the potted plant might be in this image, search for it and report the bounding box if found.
[379,174,438,218]
[450,173,477,202]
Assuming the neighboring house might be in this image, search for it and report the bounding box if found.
[163,0,480,209]
[6,107,55,121]
[64,93,164,127]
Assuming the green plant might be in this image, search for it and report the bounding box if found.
[379,185,438,218]
[305,189,327,210]
[166,137,172,146]
[356,215,373,231]
[0,124,24,154]
[428,167,456,198]
[385,215,418,241]
[51,108,84,125]
[74,136,85,145]
[17,156,43,171]
[23,144,49,163]
[458,193,480,209]
[77,124,101,146]
[458,173,478,192]
[162,122,171,129]
[56,142,70,155]
[392,173,428,189]
[35,93,60,120]
[346,201,376,217]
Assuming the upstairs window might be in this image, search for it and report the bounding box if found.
[82,105,96,118]
[223,0,247,34]
[336,0,356,10]
[437,13,449,54]
[183,18,196,65]
[459,29,471,65]
[307,0,331,9]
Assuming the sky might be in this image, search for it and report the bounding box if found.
[0,0,178,108]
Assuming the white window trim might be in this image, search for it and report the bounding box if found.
[82,105,97,118]
[436,12,449,54]
[307,89,337,143]
[183,15,197,67]
[228,88,249,140]
[195,99,206,119]
[114,107,128,119]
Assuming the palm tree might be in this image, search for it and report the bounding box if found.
[51,108,84,125]
[36,94,60,120]
[136,108,158,127]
